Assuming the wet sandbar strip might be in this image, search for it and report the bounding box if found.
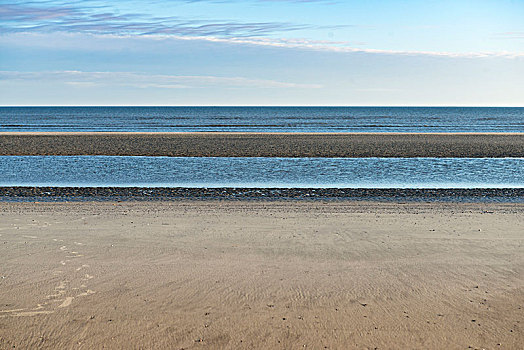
[1,132,524,157]
[1,187,523,202]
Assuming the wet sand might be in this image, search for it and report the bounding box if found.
[1,132,524,157]
[1,186,524,202]
[0,201,522,349]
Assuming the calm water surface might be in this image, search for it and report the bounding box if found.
[1,107,523,132]
[1,156,522,188]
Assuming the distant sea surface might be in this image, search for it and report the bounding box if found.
[1,107,523,133]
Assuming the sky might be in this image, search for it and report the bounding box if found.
[0,0,523,106]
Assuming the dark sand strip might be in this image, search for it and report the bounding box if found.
[1,132,524,157]
[1,187,523,202]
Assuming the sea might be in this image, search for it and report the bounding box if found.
[0,106,523,190]
[1,106,523,133]
[0,156,522,189]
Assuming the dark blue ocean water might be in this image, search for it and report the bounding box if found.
[1,107,523,132]
[1,156,522,188]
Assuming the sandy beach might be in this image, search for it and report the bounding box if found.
[0,201,522,349]
[1,132,524,157]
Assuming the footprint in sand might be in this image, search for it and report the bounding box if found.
[82,274,94,281]
[57,290,96,309]
[46,280,68,299]
[77,290,96,297]
[0,304,54,318]
[1,237,97,317]
[2,239,96,316]
[0,308,25,314]
[56,280,67,290]
[59,297,74,308]
[2,310,54,317]
[76,264,89,271]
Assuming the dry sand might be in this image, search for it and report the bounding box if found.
[0,201,522,349]
[1,132,524,157]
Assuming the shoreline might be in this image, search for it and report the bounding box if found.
[2,132,524,157]
[2,131,524,135]
[1,187,523,202]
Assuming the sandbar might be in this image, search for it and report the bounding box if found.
[1,132,524,157]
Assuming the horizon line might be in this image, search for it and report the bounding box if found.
[1,105,524,108]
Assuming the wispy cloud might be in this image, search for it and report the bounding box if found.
[492,32,524,40]
[0,70,323,89]
[2,30,522,59]
[137,0,336,3]
[0,2,343,37]
[2,1,522,58]
[0,3,76,21]
[127,33,524,58]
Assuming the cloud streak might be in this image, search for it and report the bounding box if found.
[2,30,522,59]
[493,32,524,40]
[0,2,343,38]
[0,70,323,89]
[139,0,336,3]
[2,1,522,59]
[186,34,524,58]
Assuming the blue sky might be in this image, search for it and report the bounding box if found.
[1,0,523,105]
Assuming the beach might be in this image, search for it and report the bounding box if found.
[1,132,524,157]
[1,201,522,349]
[3,0,523,348]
